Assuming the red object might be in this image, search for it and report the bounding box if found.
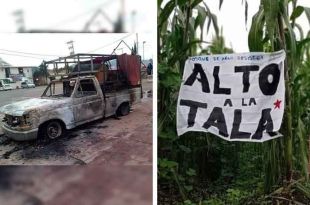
[117,54,141,86]
[79,54,141,86]
[274,99,282,109]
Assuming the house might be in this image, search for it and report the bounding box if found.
[0,57,11,79]
[0,57,37,88]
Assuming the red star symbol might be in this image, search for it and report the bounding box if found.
[274,99,282,109]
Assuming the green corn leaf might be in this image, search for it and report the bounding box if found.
[290,6,304,20]
[186,168,196,176]
[203,2,219,37]
[191,0,204,8]
[245,0,248,26]
[297,118,309,179]
[282,7,297,61]
[159,158,178,169]
[158,1,175,29]
[294,23,304,40]
[158,0,163,8]
[248,7,265,51]
[262,0,279,48]
[296,37,310,58]
[219,0,224,9]
[211,14,219,37]
[195,5,207,40]
[159,0,189,29]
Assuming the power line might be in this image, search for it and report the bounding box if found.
[87,33,133,53]
[0,33,136,61]
[45,0,115,29]
[0,48,59,57]
[0,52,46,60]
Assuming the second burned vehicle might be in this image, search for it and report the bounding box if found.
[0,54,142,141]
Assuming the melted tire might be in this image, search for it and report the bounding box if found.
[117,103,130,116]
[42,121,64,140]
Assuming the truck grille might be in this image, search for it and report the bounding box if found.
[3,114,21,126]
[4,115,12,125]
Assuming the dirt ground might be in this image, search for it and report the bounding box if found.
[0,79,153,204]
[0,98,152,166]
[0,165,152,205]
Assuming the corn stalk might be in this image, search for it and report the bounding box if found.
[248,0,310,192]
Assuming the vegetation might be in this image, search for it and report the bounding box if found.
[158,0,310,204]
[33,61,49,82]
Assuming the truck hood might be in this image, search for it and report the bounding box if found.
[0,98,70,116]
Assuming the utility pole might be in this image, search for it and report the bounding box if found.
[114,0,125,32]
[131,11,136,32]
[121,0,125,22]
[136,33,139,56]
[143,41,146,60]
[67,40,75,55]
[13,10,25,32]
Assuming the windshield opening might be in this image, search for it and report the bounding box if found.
[42,80,76,98]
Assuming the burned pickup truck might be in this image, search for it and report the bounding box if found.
[0,54,142,141]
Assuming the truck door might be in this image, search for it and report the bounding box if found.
[73,79,103,123]
[104,91,117,117]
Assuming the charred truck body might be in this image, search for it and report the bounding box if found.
[0,54,142,141]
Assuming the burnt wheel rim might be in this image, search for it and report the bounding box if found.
[121,104,129,116]
[47,122,62,139]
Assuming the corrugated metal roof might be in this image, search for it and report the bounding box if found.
[0,57,11,67]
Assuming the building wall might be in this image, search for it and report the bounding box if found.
[9,68,19,75]
[5,67,33,81]
[0,67,33,77]
[0,68,5,79]
[23,67,33,78]
[9,67,32,78]
[0,67,34,89]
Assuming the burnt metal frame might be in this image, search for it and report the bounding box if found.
[44,53,119,76]
[44,53,143,97]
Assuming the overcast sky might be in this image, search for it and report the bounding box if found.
[0,33,153,67]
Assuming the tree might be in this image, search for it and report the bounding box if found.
[131,42,137,55]
[33,61,49,83]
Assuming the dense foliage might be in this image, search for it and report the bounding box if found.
[158,0,310,204]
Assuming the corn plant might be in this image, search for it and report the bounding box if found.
[158,0,224,201]
[158,0,220,138]
[248,0,310,192]
[158,0,310,203]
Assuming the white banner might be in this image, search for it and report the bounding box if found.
[177,50,286,142]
